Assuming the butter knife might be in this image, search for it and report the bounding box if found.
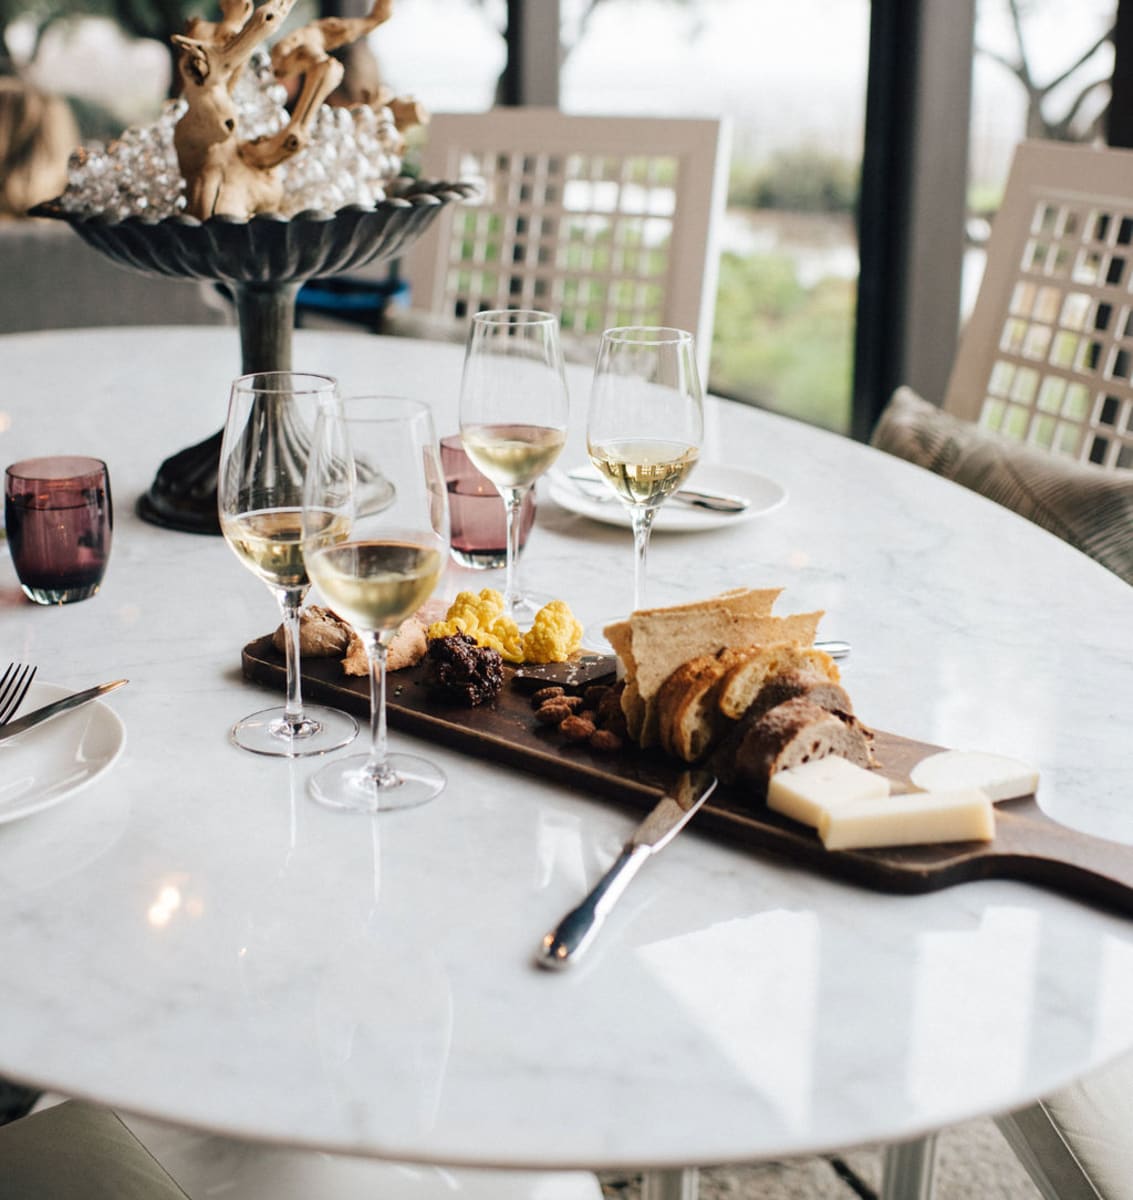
[537,769,718,969]
[566,468,749,514]
[0,679,128,744]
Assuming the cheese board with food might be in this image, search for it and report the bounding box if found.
[241,588,1133,916]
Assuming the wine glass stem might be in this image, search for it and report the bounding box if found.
[363,631,397,786]
[276,587,308,730]
[630,507,657,612]
[502,485,530,615]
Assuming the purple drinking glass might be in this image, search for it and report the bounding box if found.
[441,435,535,569]
[4,456,113,604]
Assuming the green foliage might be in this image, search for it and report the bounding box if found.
[729,147,859,215]
[710,248,854,433]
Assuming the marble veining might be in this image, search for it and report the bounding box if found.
[0,328,1131,1170]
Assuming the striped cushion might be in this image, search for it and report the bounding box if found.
[871,387,1133,586]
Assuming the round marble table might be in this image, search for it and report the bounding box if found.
[1,326,1131,1172]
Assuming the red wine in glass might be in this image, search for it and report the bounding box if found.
[4,456,112,604]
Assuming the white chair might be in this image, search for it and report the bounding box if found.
[871,140,1133,588]
[994,1051,1133,1200]
[944,138,1133,470]
[398,107,731,378]
[10,1095,603,1200]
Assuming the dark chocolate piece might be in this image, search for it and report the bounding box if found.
[512,655,617,693]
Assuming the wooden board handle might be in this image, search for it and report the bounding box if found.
[982,799,1133,917]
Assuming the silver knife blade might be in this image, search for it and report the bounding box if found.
[0,680,128,744]
[537,769,717,969]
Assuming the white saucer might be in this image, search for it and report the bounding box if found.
[0,681,126,825]
[547,463,787,532]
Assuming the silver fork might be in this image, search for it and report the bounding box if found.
[0,663,37,725]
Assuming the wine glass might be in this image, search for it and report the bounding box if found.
[458,309,569,624]
[218,371,359,756]
[586,327,704,614]
[302,396,450,813]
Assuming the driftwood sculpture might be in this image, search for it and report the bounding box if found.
[171,0,399,220]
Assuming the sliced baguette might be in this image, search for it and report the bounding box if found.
[656,647,753,762]
[730,696,873,795]
[717,644,840,720]
[635,611,823,747]
[711,672,856,783]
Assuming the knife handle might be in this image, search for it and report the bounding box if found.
[538,844,651,969]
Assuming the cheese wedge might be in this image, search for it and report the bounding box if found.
[767,756,890,829]
[818,787,994,851]
[909,749,1039,802]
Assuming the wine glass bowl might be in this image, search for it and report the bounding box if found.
[303,396,450,813]
[586,326,704,614]
[218,371,359,757]
[458,309,569,624]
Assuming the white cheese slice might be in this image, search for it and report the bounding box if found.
[818,787,995,851]
[767,756,890,829]
[909,749,1039,802]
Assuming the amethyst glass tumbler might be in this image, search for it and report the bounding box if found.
[4,456,112,604]
[440,435,534,570]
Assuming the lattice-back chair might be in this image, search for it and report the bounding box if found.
[945,139,1133,471]
[399,108,731,379]
[871,140,1133,587]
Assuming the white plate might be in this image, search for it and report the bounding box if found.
[547,463,787,532]
[0,682,126,825]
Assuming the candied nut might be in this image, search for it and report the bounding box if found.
[584,684,611,708]
[560,715,597,742]
[578,709,596,724]
[531,685,566,707]
[606,714,629,739]
[536,701,573,725]
[589,729,623,752]
[559,694,584,711]
[597,688,622,722]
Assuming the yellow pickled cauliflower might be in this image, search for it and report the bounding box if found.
[427,589,524,662]
[427,590,583,664]
[521,599,583,664]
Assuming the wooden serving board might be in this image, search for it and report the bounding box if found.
[242,636,1133,917]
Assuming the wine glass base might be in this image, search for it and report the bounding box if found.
[508,589,558,628]
[230,704,358,758]
[584,612,629,656]
[308,751,446,813]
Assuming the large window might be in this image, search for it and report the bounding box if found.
[561,0,871,434]
[373,0,506,112]
[966,0,1117,314]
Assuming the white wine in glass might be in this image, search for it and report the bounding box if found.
[459,310,569,624]
[303,396,449,813]
[586,328,704,614]
[218,371,358,757]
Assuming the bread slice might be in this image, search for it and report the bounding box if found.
[630,586,782,621]
[717,644,840,720]
[710,671,854,781]
[635,611,822,747]
[729,696,873,796]
[745,671,854,723]
[604,588,789,745]
[656,647,753,762]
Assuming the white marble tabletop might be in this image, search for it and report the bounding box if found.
[1,326,1132,1171]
